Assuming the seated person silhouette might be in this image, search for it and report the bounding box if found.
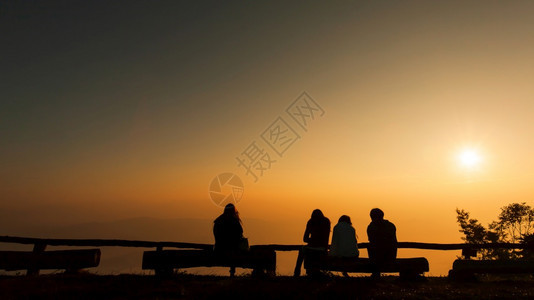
[213,203,246,276]
[330,215,359,277]
[304,209,331,249]
[366,208,397,278]
[329,215,359,258]
[294,209,330,276]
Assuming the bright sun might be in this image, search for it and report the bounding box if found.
[458,149,482,168]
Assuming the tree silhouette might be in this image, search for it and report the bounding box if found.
[456,202,534,260]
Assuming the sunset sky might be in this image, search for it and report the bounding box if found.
[2,1,534,275]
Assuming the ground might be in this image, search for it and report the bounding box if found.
[1,273,534,299]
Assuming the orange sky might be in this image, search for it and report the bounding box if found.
[2,1,534,275]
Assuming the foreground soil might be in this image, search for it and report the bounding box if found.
[1,273,534,299]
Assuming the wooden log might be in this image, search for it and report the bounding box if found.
[0,249,101,272]
[304,256,429,274]
[143,250,213,270]
[142,249,276,274]
[451,259,534,274]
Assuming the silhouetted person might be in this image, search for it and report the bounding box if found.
[294,209,330,277]
[303,209,331,248]
[367,208,397,278]
[330,215,359,258]
[213,203,244,276]
[330,215,359,277]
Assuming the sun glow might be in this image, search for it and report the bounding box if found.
[458,148,482,168]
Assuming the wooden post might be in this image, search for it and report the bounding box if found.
[27,243,46,276]
[155,246,163,276]
[293,247,304,277]
[229,266,236,277]
[154,246,172,277]
[462,246,477,259]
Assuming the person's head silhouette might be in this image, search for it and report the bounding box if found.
[370,208,384,222]
[224,203,235,212]
[311,209,324,221]
[338,215,352,225]
[223,203,240,220]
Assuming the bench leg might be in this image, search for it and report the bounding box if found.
[294,248,304,277]
[249,248,276,277]
[27,243,47,276]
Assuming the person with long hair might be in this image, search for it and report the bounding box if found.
[294,209,331,277]
[330,214,359,277]
[213,203,244,255]
[213,203,247,277]
[303,209,331,249]
[330,215,359,258]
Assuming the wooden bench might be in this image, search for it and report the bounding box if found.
[304,255,429,279]
[449,259,534,279]
[0,249,101,275]
[142,248,276,277]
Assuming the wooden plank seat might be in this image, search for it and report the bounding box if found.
[304,255,429,278]
[449,259,534,279]
[142,248,276,276]
[0,249,101,275]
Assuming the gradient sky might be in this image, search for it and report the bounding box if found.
[2,1,534,274]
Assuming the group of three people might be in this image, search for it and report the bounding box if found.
[212,203,397,277]
[299,208,397,277]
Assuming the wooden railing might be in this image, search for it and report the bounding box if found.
[1,235,533,275]
[0,235,529,252]
[0,235,213,250]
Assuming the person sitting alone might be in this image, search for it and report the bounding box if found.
[213,203,246,275]
[366,208,397,278]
